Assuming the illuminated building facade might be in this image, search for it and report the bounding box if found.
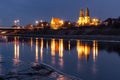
[50,17,64,30]
[77,8,100,26]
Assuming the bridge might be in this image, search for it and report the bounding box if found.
[0,27,27,35]
[0,27,26,30]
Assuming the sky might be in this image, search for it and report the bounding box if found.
[0,0,120,26]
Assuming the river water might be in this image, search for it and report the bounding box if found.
[0,36,120,80]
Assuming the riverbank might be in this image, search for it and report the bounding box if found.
[5,27,120,41]
[7,34,120,41]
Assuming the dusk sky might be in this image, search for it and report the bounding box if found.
[0,0,120,26]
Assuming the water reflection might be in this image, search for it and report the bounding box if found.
[93,40,98,62]
[50,39,64,67]
[0,54,3,74]
[59,39,64,68]
[14,37,20,65]
[40,38,43,61]
[12,37,99,64]
[51,39,56,57]
[0,36,120,80]
[30,37,33,48]
[59,39,63,58]
[77,40,90,61]
[35,38,39,63]
[50,39,56,65]
[68,40,71,51]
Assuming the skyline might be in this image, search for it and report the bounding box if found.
[0,0,120,26]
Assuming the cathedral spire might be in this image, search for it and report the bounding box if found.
[80,9,84,17]
[85,8,89,16]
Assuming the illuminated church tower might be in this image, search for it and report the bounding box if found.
[84,8,91,25]
[77,9,85,26]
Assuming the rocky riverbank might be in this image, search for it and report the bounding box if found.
[0,63,81,80]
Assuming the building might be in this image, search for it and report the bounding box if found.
[50,17,64,30]
[77,8,100,26]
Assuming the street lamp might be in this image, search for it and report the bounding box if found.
[14,19,20,26]
[35,20,39,25]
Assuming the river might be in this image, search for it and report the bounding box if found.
[0,36,120,80]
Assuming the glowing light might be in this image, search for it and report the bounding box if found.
[14,20,17,25]
[14,19,20,26]
[40,20,43,22]
[59,39,63,58]
[30,38,33,48]
[51,39,56,65]
[41,24,44,27]
[92,18,99,26]
[51,39,56,56]
[60,20,64,25]
[68,40,71,51]
[68,22,71,25]
[14,37,20,65]
[40,38,43,61]
[93,40,98,62]
[50,17,64,30]
[35,38,39,62]
[59,39,64,68]
[35,20,39,25]
[1,31,6,34]
[77,40,90,61]
[77,40,84,59]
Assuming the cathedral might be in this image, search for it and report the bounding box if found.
[77,8,99,26]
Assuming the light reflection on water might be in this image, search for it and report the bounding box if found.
[14,37,20,66]
[93,40,98,62]
[0,36,120,80]
[35,38,39,63]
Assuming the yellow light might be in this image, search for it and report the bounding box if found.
[77,40,84,60]
[50,17,64,30]
[59,39,64,68]
[60,20,64,25]
[59,39,63,58]
[93,40,98,62]
[51,39,55,56]
[35,38,38,62]
[77,40,90,61]
[92,18,99,26]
